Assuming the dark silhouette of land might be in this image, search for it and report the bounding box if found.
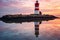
[0,14,58,23]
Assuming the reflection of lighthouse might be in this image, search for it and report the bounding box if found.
[34,22,39,37]
[34,0,42,15]
[34,21,42,37]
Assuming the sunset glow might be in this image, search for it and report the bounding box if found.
[0,0,60,17]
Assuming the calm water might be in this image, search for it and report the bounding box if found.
[0,19,60,40]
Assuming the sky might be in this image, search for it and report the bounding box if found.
[0,0,60,17]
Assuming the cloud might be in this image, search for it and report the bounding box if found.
[39,0,51,2]
[0,0,34,17]
[0,0,23,7]
[0,6,33,17]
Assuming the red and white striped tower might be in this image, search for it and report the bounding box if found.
[34,0,39,14]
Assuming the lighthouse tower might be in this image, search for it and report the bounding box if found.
[34,0,39,14]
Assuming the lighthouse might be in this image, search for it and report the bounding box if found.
[34,0,39,14]
[34,0,42,15]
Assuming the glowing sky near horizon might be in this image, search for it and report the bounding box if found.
[0,0,60,17]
